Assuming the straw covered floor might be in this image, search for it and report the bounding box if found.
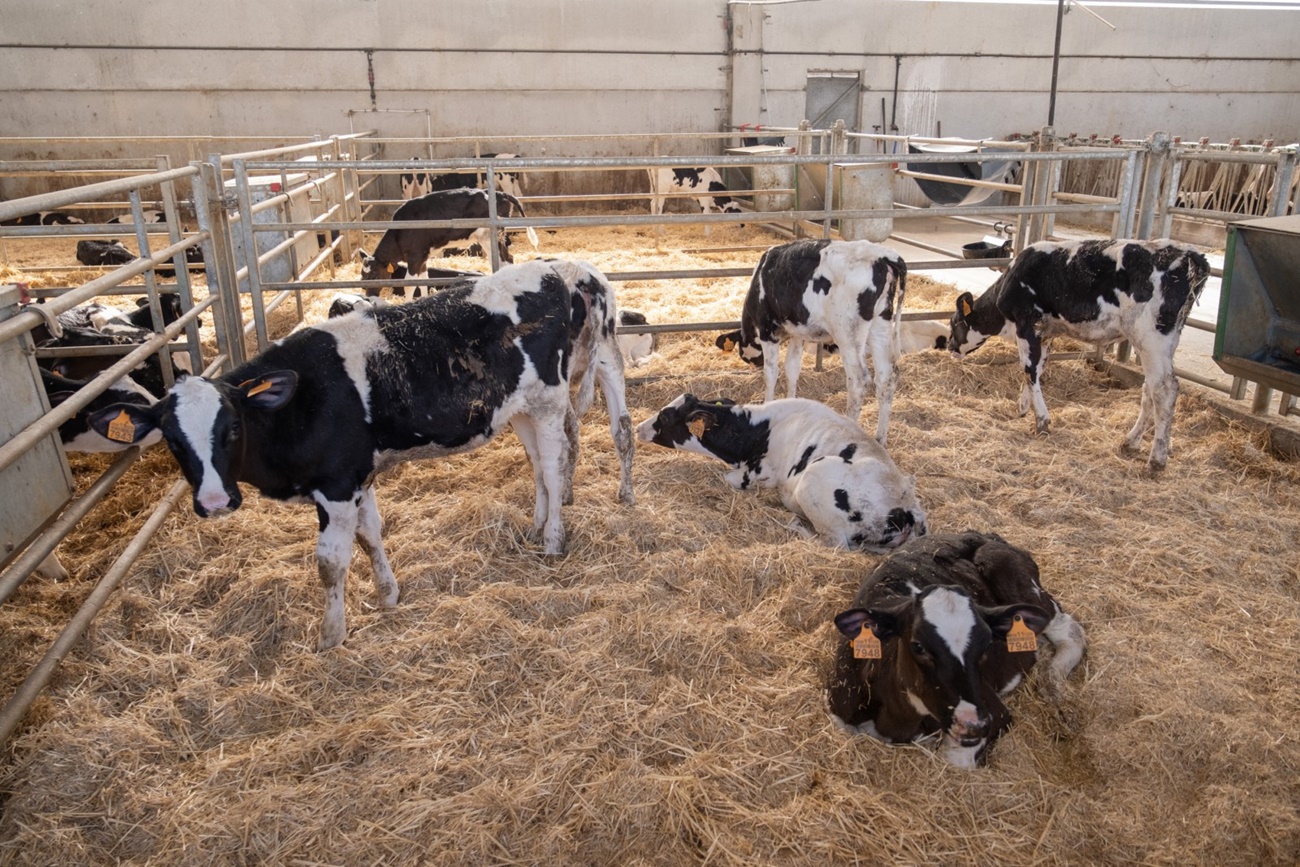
[1,221,1298,865]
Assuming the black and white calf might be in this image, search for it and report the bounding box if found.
[426,153,525,201]
[358,188,538,297]
[106,209,166,225]
[41,369,161,453]
[829,531,1086,768]
[616,309,658,368]
[716,239,908,444]
[637,395,925,550]
[76,240,136,267]
[948,238,1210,471]
[89,259,629,649]
[1,211,84,226]
[648,167,742,219]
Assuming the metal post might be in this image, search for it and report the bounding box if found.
[232,159,270,350]
[277,165,305,323]
[1136,131,1170,240]
[1270,149,1297,217]
[197,158,246,367]
[1115,150,1141,240]
[331,136,354,260]
[156,155,203,375]
[127,189,175,390]
[1252,383,1274,415]
[1159,147,1185,240]
[485,165,502,272]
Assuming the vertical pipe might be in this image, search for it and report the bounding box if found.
[1048,0,1066,127]
[233,159,269,350]
[1270,150,1296,217]
[1115,150,1140,239]
[1136,131,1170,240]
[1159,150,1185,240]
[278,165,304,324]
[485,164,501,273]
[127,189,175,390]
[156,155,203,375]
[331,136,354,260]
[201,157,247,366]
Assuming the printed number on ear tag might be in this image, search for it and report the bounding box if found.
[106,410,135,443]
[1006,615,1038,653]
[852,629,881,660]
[687,418,706,439]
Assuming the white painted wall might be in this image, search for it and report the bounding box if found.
[1,0,1296,180]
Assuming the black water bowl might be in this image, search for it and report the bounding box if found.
[961,241,1011,260]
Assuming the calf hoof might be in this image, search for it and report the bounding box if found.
[378,584,400,608]
[1034,418,1051,435]
[618,485,636,506]
[1144,458,1167,476]
[317,628,347,651]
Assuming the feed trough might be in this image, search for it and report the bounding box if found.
[1213,214,1300,396]
[907,141,1020,206]
[961,237,1012,259]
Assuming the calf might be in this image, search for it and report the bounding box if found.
[716,239,908,444]
[358,189,538,297]
[637,395,925,550]
[1,211,84,226]
[327,293,390,319]
[400,161,434,200]
[616,309,658,368]
[76,240,136,267]
[107,209,165,225]
[948,238,1210,471]
[426,153,525,201]
[829,531,1086,768]
[41,369,161,453]
[89,259,623,649]
[648,167,742,218]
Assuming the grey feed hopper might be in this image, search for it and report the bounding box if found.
[1213,215,1300,401]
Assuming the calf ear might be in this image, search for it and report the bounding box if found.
[88,403,159,445]
[237,370,297,410]
[834,606,903,640]
[715,330,741,353]
[685,407,719,439]
[833,609,871,639]
[354,248,371,262]
[956,292,975,320]
[983,603,1051,637]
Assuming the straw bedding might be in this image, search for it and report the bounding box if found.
[2,220,1298,865]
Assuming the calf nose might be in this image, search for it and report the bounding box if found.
[195,488,237,517]
[950,702,989,743]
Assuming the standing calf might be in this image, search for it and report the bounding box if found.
[716,239,908,444]
[90,259,627,649]
[948,238,1209,471]
[829,531,1086,768]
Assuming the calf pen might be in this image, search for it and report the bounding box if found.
[1,217,1299,864]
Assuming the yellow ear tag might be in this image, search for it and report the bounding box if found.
[687,418,706,439]
[960,297,973,317]
[853,629,881,660]
[106,410,135,443]
[1006,615,1038,653]
[245,380,273,397]
[386,263,395,274]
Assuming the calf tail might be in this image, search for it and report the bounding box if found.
[890,257,908,363]
[502,192,540,250]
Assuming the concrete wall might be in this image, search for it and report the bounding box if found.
[1,0,1296,193]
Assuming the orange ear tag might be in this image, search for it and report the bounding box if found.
[1006,615,1038,653]
[245,380,273,397]
[106,410,135,443]
[386,263,395,274]
[687,418,706,439]
[960,297,973,317]
[722,339,736,352]
[853,629,881,660]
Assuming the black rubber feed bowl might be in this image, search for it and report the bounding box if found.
[962,241,1011,260]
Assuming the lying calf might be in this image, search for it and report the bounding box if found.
[829,531,1087,767]
[637,394,926,550]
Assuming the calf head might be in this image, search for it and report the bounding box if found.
[89,371,297,517]
[833,586,1049,767]
[948,291,1001,357]
[356,250,409,296]
[714,329,763,367]
[636,393,750,462]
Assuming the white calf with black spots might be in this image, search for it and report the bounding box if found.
[637,395,925,551]
[948,238,1209,471]
[716,239,908,445]
[90,259,615,649]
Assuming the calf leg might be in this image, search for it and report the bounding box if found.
[782,338,805,400]
[513,412,569,554]
[761,339,783,403]
[511,415,550,533]
[354,486,400,609]
[561,404,581,506]
[1016,332,1051,433]
[1042,608,1087,685]
[314,494,361,650]
[839,342,870,424]
[1134,344,1179,471]
[867,321,898,445]
[593,347,636,505]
